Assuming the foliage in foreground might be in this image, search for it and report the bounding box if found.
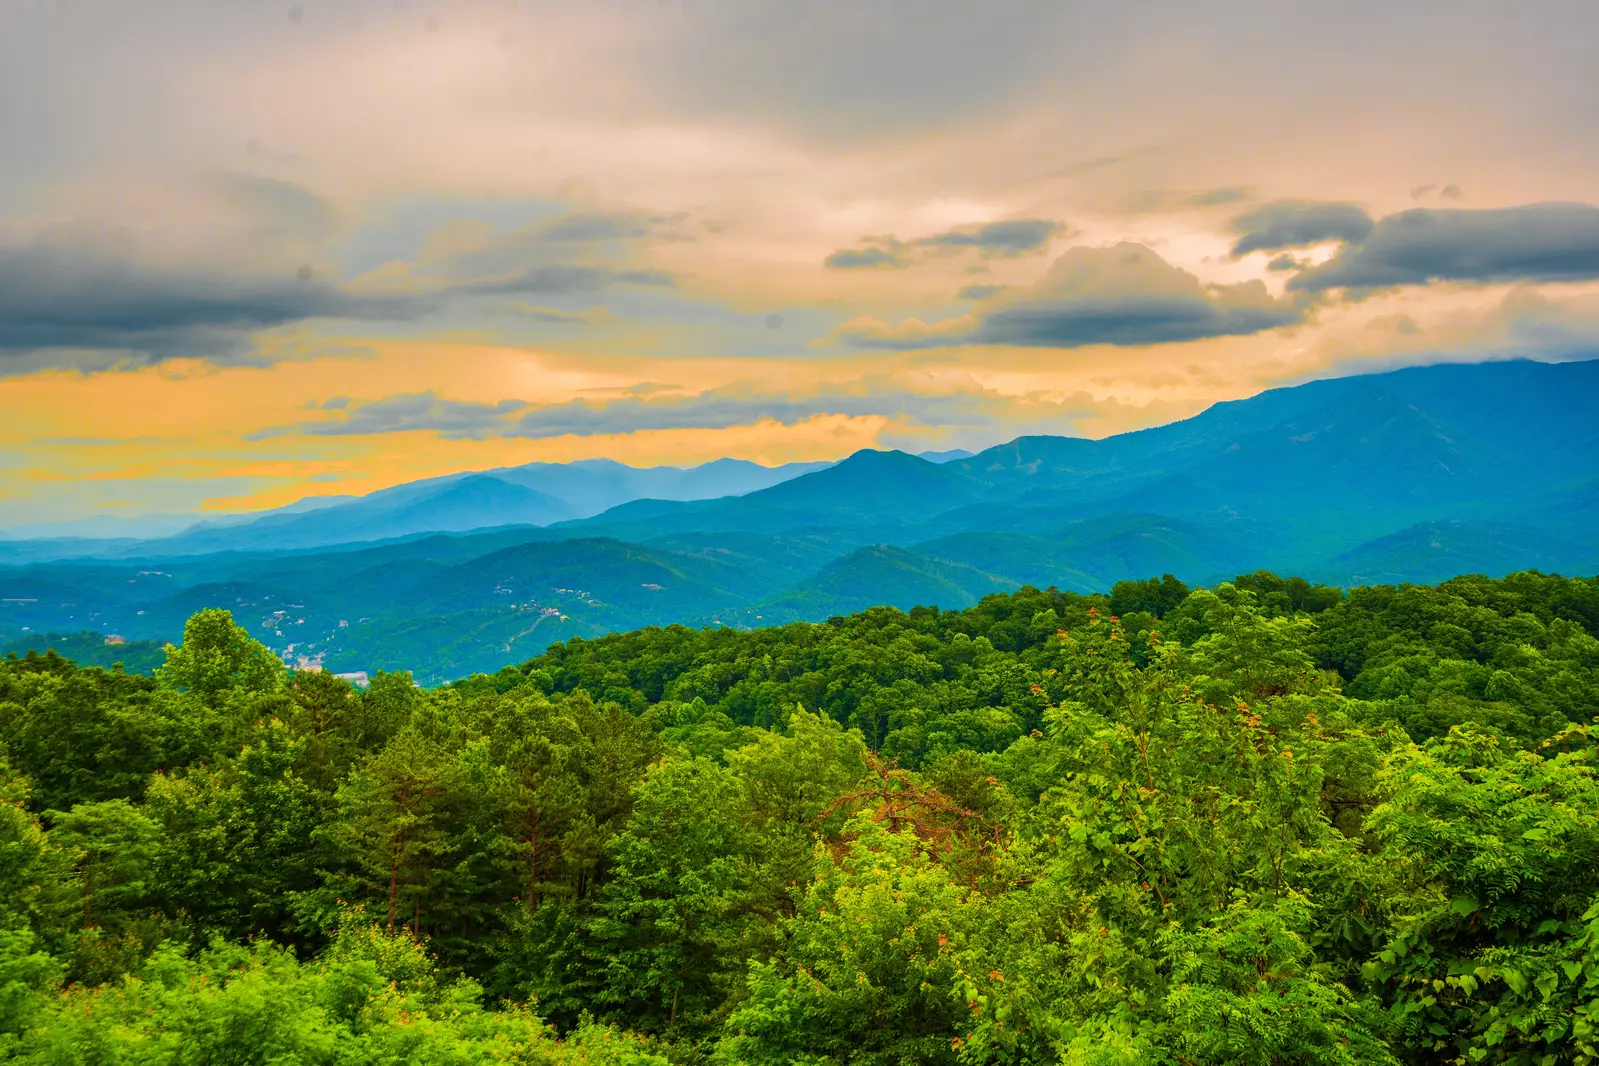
[1,569,1599,1063]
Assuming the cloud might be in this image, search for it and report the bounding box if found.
[249,392,530,440]
[501,389,908,438]
[1289,202,1599,291]
[209,174,340,244]
[500,303,613,325]
[514,210,693,244]
[957,283,1010,299]
[1296,286,1599,384]
[582,381,684,398]
[825,315,978,351]
[1228,201,1375,256]
[1366,313,1420,336]
[823,242,909,270]
[0,207,673,370]
[915,219,1061,257]
[0,243,666,370]
[0,239,408,366]
[0,175,366,368]
[250,377,1096,441]
[535,212,652,242]
[825,218,1064,270]
[976,244,1304,346]
[1187,187,1252,207]
[642,1,1080,142]
[1118,187,1256,213]
[449,264,675,297]
[372,210,679,292]
[825,243,1305,350]
[1488,287,1599,355]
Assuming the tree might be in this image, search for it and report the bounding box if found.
[144,719,326,943]
[1364,726,1599,1064]
[47,800,161,933]
[325,726,463,937]
[0,658,172,810]
[477,692,592,912]
[716,818,992,1066]
[3,578,1598,1063]
[1109,573,1192,619]
[0,751,71,945]
[158,608,283,707]
[1182,586,1321,701]
[1013,610,1390,1064]
[46,798,175,984]
[590,756,756,1033]
[725,707,869,918]
[10,922,671,1064]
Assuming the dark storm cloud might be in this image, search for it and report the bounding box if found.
[1289,202,1599,291]
[0,241,407,361]
[1228,201,1375,257]
[0,228,672,371]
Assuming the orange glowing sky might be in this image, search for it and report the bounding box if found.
[3,0,1599,528]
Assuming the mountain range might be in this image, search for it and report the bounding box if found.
[1,358,1594,682]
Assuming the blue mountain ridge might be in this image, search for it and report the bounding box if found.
[1,357,1594,682]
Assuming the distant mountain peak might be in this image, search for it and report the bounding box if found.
[838,447,931,465]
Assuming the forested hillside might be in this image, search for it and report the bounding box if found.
[3,569,1599,1063]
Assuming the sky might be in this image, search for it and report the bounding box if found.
[4,0,1599,529]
